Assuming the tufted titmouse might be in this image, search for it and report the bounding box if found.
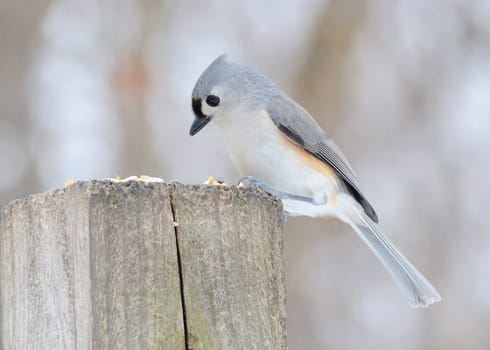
[189,55,441,307]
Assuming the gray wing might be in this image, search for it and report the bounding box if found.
[266,96,378,222]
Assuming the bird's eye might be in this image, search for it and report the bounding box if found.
[206,95,220,107]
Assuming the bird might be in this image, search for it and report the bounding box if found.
[189,55,441,307]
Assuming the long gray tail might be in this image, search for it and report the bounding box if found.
[346,206,441,307]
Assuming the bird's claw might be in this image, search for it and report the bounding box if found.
[239,176,289,224]
[238,176,316,203]
[238,176,275,193]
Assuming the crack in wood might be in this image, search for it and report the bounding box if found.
[169,190,190,350]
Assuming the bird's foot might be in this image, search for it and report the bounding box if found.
[238,177,286,223]
[238,176,315,203]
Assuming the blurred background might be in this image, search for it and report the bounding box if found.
[1,0,489,348]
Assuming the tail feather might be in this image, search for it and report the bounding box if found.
[346,205,441,307]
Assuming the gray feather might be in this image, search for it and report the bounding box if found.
[347,207,441,307]
[192,55,441,307]
[265,94,379,222]
[192,55,378,221]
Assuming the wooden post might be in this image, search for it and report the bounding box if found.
[0,181,287,350]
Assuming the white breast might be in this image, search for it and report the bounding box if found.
[216,110,339,216]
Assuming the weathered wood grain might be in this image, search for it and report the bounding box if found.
[0,181,185,349]
[0,181,287,350]
[85,182,184,349]
[171,185,287,350]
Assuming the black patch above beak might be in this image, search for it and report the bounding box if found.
[190,98,210,136]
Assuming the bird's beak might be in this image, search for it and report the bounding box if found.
[190,98,210,136]
[189,115,210,136]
